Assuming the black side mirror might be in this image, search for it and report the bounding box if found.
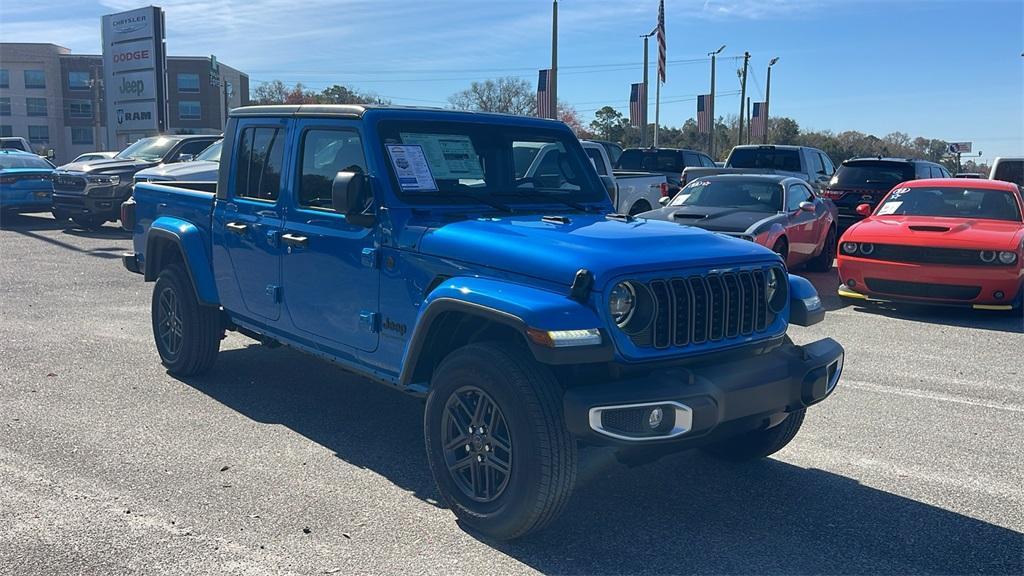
[332,171,375,227]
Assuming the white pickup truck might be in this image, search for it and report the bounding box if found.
[518,141,668,215]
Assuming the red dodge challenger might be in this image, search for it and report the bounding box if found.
[837,178,1024,310]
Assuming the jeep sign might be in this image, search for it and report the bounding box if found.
[102,6,167,144]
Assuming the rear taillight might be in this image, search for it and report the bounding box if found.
[821,189,847,200]
[121,196,136,232]
[0,175,16,185]
[659,182,669,197]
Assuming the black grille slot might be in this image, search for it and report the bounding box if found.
[670,279,690,346]
[689,277,709,344]
[707,275,725,341]
[738,271,755,334]
[631,267,777,351]
[649,280,672,349]
[54,175,86,192]
[865,278,981,301]
[863,245,1001,266]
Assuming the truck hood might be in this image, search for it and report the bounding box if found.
[847,216,1024,251]
[415,213,778,288]
[643,205,780,234]
[57,158,155,174]
[135,160,219,181]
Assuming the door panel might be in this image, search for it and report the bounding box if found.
[784,183,818,262]
[281,122,379,352]
[212,121,290,322]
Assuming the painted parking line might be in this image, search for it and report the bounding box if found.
[841,379,1024,414]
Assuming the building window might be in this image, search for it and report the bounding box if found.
[178,100,201,120]
[68,71,91,90]
[28,125,49,144]
[71,127,94,145]
[0,126,12,138]
[177,73,200,93]
[26,97,48,117]
[0,97,10,116]
[0,70,8,89]
[24,70,46,89]
[68,100,93,118]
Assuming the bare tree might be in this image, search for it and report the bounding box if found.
[448,77,536,115]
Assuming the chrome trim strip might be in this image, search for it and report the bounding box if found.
[588,401,694,442]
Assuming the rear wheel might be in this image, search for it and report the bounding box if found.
[806,226,837,272]
[424,342,577,540]
[151,264,221,376]
[701,409,806,461]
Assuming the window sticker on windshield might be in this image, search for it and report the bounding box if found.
[877,201,902,215]
[399,133,484,180]
[386,144,437,192]
[890,187,911,198]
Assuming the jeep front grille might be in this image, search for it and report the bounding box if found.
[632,268,774,350]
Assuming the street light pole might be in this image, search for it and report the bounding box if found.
[764,57,778,144]
[737,51,750,148]
[708,44,725,159]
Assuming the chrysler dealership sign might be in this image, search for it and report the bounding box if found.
[102,6,168,145]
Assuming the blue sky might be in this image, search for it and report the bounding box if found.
[2,0,1021,160]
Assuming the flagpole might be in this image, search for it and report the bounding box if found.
[654,75,661,147]
[641,34,650,147]
[550,0,558,120]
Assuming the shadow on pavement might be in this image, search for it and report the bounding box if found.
[178,344,1023,575]
[2,213,128,260]
[0,212,66,231]
[798,268,1023,334]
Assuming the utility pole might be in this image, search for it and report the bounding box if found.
[737,51,750,148]
[550,0,558,120]
[764,57,778,144]
[708,45,725,159]
[641,34,651,147]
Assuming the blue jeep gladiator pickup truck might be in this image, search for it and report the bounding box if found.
[122,105,843,540]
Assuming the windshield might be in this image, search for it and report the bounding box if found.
[616,149,683,172]
[196,140,222,162]
[116,136,179,162]
[993,160,1023,186]
[671,178,782,211]
[0,154,54,170]
[832,161,915,190]
[728,148,802,172]
[876,186,1022,222]
[377,120,607,206]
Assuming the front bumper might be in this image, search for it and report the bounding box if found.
[52,190,127,220]
[837,255,1022,309]
[562,337,844,447]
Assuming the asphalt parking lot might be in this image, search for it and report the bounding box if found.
[1,212,1021,576]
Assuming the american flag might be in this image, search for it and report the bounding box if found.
[750,101,767,139]
[629,83,646,128]
[537,69,552,118]
[656,0,666,83]
[697,94,711,134]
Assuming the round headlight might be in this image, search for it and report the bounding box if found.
[859,243,875,255]
[979,250,996,263]
[998,251,1017,265]
[767,268,788,313]
[841,242,858,254]
[609,282,637,327]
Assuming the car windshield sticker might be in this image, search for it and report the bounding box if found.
[386,144,437,192]
[399,133,484,180]
[890,187,911,198]
[877,201,902,215]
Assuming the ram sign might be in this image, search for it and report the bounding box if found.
[102,6,168,147]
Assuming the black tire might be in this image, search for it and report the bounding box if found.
[628,200,652,216]
[51,209,70,222]
[701,408,806,461]
[806,226,837,272]
[71,215,105,230]
[771,237,789,262]
[424,342,577,540]
[151,264,221,376]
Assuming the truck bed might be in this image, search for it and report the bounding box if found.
[130,181,216,266]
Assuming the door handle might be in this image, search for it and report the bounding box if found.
[226,221,249,234]
[281,233,309,248]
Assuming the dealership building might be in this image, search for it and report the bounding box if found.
[0,42,249,163]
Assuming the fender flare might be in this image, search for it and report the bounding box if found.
[144,217,219,305]
[397,277,613,387]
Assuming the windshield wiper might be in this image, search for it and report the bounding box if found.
[499,189,600,213]
[437,193,515,214]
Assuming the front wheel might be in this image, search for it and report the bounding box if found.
[806,226,837,272]
[701,409,806,461]
[424,342,577,540]
[151,264,221,376]
[71,215,106,230]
